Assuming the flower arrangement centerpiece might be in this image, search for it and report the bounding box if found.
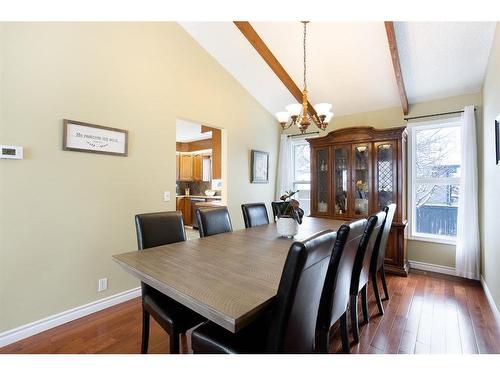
[276,190,304,238]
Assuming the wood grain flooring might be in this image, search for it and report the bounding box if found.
[1,271,499,354]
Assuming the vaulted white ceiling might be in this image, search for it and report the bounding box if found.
[394,22,496,103]
[180,22,496,118]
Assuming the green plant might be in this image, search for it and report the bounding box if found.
[278,190,305,224]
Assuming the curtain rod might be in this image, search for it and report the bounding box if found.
[404,107,476,121]
[287,131,320,138]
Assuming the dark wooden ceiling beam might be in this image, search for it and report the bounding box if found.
[384,21,409,115]
[233,21,318,119]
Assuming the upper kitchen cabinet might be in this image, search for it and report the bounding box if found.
[179,154,194,181]
[176,123,221,182]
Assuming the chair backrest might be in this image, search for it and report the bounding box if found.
[317,218,367,332]
[371,203,396,272]
[266,230,337,353]
[271,201,285,222]
[350,211,386,295]
[135,211,186,250]
[195,207,233,238]
[241,203,270,228]
[134,211,187,296]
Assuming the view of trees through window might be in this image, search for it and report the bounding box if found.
[412,124,461,239]
[293,142,311,215]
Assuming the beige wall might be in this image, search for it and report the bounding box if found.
[285,92,483,269]
[481,22,500,312]
[0,23,280,332]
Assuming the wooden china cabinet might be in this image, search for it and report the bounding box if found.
[307,126,409,276]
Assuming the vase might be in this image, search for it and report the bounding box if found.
[277,217,299,238]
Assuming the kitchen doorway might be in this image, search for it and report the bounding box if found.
[175,119,224,236]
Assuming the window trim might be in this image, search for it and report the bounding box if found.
[291,138,311,215]
[407,116,462,245]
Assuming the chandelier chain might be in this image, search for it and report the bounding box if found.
[303,21,307,91]
[276,21,332,133]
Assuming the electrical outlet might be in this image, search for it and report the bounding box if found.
[98,278,108,292]
[163,191,171,202]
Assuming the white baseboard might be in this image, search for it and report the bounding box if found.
[480,276,500,327]
[410,261,500,327]
[0,287,141,348]
[409,260,456,276]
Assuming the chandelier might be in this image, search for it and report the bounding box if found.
[275,21,333,134]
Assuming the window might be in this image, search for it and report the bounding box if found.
[292,139,311,216]
[409,118,462,244]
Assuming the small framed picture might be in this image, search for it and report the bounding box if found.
[251,150,269,184]
[496,119,500,165]
[63,119,128,156]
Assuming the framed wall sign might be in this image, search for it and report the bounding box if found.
[251,150,269,183]
[496,118,500,165]
[63,119,128,156]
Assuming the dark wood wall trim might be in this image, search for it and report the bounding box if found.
[233,21,318,120]
[384,21,409,116]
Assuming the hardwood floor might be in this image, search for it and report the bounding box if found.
[1,271,499,354]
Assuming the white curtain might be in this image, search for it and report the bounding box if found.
[455,105,480,280]
[276,134,294,200]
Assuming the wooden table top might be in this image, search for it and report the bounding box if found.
[113,217,344,333]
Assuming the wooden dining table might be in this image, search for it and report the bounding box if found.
[113,217,344,334]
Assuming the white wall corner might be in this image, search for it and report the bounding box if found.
[0,287,141,348]
[480,276,500,328]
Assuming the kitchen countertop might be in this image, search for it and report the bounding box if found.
[176,195,222,199]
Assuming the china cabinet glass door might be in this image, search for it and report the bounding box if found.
[352,143,371,216]
[333,145,350,217]
[315,148,330,214]
[375,141,397,210]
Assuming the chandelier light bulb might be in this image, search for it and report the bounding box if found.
[275,111,290,123]
[314,103,332,117]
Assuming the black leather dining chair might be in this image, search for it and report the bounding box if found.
[370,203,396,315]
[195,207,233,237]
[135,211,205,354]
[241,203,270,228]
[316,218,367,353]
[271,201,285,222]
[190,230,337,353]
[349,211,386,343]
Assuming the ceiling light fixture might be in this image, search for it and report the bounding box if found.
[275,21,333,134]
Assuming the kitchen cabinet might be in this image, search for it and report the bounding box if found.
[176,197,191,225]
[189,198,205,227]
[179,154,193,181]
[193,154,203,181]
[177,196,221,227]
[176,152,212,182]
[176,154,180,180]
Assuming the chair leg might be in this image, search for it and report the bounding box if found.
[169,331,180,354]
[340,312,350,353]
[141,309,150,354]
[372,272,384,316]
[380,265,390,300]
[361,285,369,324]
[317,329,330,354]
[350,294,359,344]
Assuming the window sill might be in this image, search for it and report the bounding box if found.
[408,235,456,246]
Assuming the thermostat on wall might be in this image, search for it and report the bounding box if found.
[0,145,23,159]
